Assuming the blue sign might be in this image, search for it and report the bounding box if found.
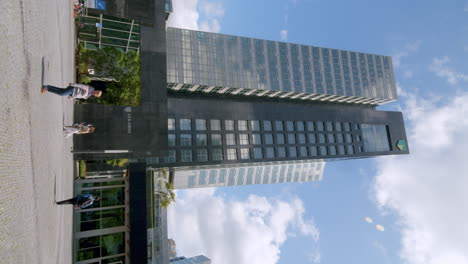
[96,0,106,10]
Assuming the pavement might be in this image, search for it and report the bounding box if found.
[0,0,75,263]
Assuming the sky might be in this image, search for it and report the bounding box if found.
[166,1,468,263]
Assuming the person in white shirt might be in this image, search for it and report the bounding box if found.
[42,83,102,99]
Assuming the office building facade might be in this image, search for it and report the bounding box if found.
[166,27,397,105]
[170,255,211,264]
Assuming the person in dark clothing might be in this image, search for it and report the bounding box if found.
[56,194,100,209]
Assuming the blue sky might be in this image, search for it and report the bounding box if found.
[167,1,468,264]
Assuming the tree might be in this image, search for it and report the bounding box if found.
[155,168,176,208]
[105,159,129,167]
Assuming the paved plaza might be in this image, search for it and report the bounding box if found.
[1,0,75,263]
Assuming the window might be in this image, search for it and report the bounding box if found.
[277,147,286,158]
[319,146,327,155]
[210,119,221,130]
[212,149,223,160]
[227,149,237,160]
[288,147,297,157]
[306,121,315,131]
[180,134,192,146]
[211,134,222,145]
[298,134,306,144]
[239,134,249,145]
[238,120,248,131]
[275,121,284,131]
[168,118,175,130]
[263,120,272,131]
[196,134,207,146]
[354,124,360,131]
[250,120,260,131]
[316,121,324,131]
[253,148,263,159]
[327,134,335,143]
[180,150,192,162]
[286,121,294,131]
[329,146,337,155]
[338,145,345,155]
[264,134,273,144]
[357,135,362,142]
[287,134,296,144]
[252,134,262,145]
[197,149,208,161]
[309,146,318,156]
[318,134,326,143]
[296,121,305,131]
[345,134,353,143]
[226,134,236,145]
[347,145,354,154]
[335,122,342,131]
[336,134,344,143]
[209,170,217,184]
[276,134,285,144]
[165,150,176,163]
[326,122,333,131]
[344,122,351,131]
[266,147,275,158]
[195,119,206,130]
[308,134,316,144]
[168,134,175,146]
[240,148,250,159]
[225,120,234,130]
[180,119,191,130]
[361,124,390,152]
[300,146,308,157]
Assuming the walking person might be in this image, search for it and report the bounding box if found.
[42,83,102,99]
[56,194,100,209]
[64,122,95,138]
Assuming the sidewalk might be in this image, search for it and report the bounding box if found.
[0,0,75,263]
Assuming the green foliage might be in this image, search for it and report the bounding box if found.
[78,45,141,106]
[79,160,87,178]
[105,159,129,168]
[156,168,176,208]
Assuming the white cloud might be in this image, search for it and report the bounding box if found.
[168,188,319,264]
[429,56,468,85]
[167,0,224,33]
[280,30,288,41]
[393,41,421,68]
[373,89,468,264]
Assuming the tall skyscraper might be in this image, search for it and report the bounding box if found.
[166,27,396,105]
[170,255,211,264]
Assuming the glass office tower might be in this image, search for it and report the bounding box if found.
[166,27,397,105]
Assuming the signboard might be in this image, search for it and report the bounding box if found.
[86,0,106,10]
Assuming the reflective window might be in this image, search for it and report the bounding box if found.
[326,122,334,131]
[225,120,234,130]
[329,146,337,155]
[180,119,191,130]
[180,134,192,146]
[306,121,315,131]
[250,120,260,131]
[195,119,206,130]
[347,145,354,154]
[319,146,327,155]
[165,150,176,163]
[338,145,345,155]
[296,121,305,131]
[345,134,353,143]
[266,147,275,158]
[197,149,208,161]
[361,124,390,152]
[239,134,249,145]
[286,121,294,131]
[288,147,297,157]
[240,148,250,159]
[354,124,360,131]
[263,120,272,131]
[344,122,351,131]
[209,170,217,184]
[335,122,342,131]
[275,121,284,131]
[226,134,235,145]
[277,147,286,158]
[316,121,324,131]
[328,134,335,143]
[180,150,192,162]
[168,118,175,130]
[211,134,222,145]
[227,149,237,160]
[298,134,306,144]
[357,135,362,142]
[309,146,318,156]
[210,119,221,130]
[168,134,175,146]
[212,149,223,160]
[318,134,326,143]
[238,120,248,131]
[308,134,316,144]
[252,134,262,145]
[276,134,285,144]
[253,148,263,159]
[299,146,308,157]
[336,134,344,143]
[264,134,273,144]
[287,134,296,144]
[196,134,207,146]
